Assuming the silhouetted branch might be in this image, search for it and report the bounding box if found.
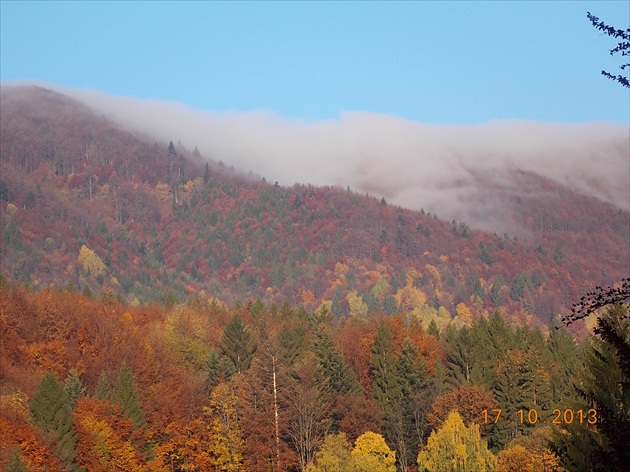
[587,12,630,88]
[561,278,630,326]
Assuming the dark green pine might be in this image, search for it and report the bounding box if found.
[29,372,77,467]
[94,371,110,400]
[314,328,360,394]
[6,448,30,472]
[111,362,146,429]
[64,369,86,409]
[220,314,256,375]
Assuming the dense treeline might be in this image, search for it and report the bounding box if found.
[1,280,628,471]
[1,87,629,336]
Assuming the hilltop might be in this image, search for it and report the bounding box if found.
[1,85,628,330]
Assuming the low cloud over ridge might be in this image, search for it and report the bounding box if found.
[49,85,630,232]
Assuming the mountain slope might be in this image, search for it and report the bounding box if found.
[1,86,628,330]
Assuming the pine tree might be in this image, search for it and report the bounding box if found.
[111,361,145,429]
[314,327,360,394]
[64,369,86,409]
[220,315,257,375]
[94,371,110,400]
[555,302,630,471]
[444,325,475,387]
[30,372,77,467]
[390,338,431,472]
[545,324,578,404]
[6,448,30,472]
[370,321,400,407]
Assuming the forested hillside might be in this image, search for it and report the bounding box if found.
[1,86,629,471]
[1,86,628,332]
[1,281,628,471]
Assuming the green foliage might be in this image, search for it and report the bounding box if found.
[64,368,86,409]
[1,214,26,252]
[6,448,30,472]
[314,328,360,394]
[29,372,77,467]
[418,411,497,472]
[370,322,400,407]
[111,362,146,429]
[94,371,110,400]
[555,302,630,471]
[220,314,257,375]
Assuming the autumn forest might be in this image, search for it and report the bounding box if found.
[0,86,628,472]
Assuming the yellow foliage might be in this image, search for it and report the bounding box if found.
[306,432,352,472]
[334,262,349,274]
[6,203,17,214]
[424,264,441,285]
[183,178,202,193]
[453,303,473,327]
[204,381,245,471]
[155,182,170,201]
[347,291,368,318]
[317,300,333,316]
[395,277,427,313]
[78,245,107,279]
[497,444,564,472]
[351,431,396,472]
[418,411,496,472]
[0,390,29,418]
[78,411,147,472]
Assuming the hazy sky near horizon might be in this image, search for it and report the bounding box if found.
[1,0,629,124]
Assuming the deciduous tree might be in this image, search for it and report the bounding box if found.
[418,411,496,472]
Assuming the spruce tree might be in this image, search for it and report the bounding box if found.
[370,321,400,407]
[314,328,360,394]
[94,371,110,400]
[111,361,145,429]
[64,369,86,409]
[29,372,77,467]
[391,338,431,472]
[555,302,630,471]
[220,314,256,375]
[6,448,30,472]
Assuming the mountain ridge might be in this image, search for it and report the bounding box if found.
[1,86,628,332]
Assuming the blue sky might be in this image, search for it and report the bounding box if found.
[1,0,628,124]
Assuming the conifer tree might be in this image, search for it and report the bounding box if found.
[545,324,578,404]
[370,321,400,407]
[220,314,257,375]
[29,372,77,468]
[111,361,145,429]
[555,302,630,471]
[314,327,360,394]
[64,368,86,409]
[390,338,431,472]
[94,371,110,400]
[6,448,30,472]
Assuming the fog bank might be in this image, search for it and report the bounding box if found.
[53,85,630,231]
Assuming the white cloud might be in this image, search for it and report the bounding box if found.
[47,85,630,232]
